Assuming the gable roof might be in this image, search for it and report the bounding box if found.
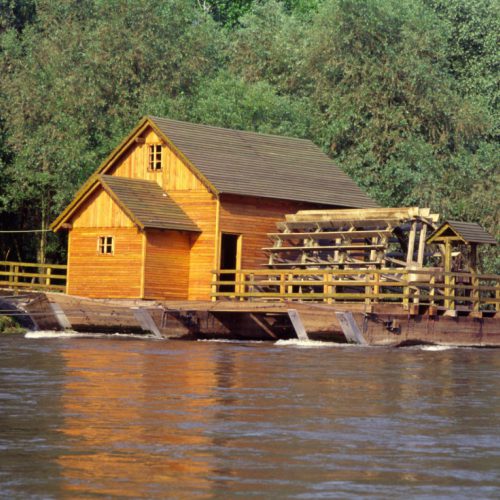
[427,220,497,245]
[147,116,377,208]
[100,176,199,232]
[51,175,199,232]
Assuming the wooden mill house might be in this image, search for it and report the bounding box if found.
[51,116,377,300]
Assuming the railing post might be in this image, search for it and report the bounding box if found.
[211,271,218,302]
[324,271,332,304]
[429,274,436,310]
[45,266,52,288]
[373,270,380,304]
[237,271,244,301]
[364,272,372,309]
[249,272,255,301]
[472,272,480,313]
[279,272,286,301]
[496,283,500,313]
[449,274,456,311]
[402,270,409,310]
[13,264,19,294]
[287,273,293,298]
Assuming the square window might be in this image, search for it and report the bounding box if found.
[148,144,162,171]
[98,236,114,255]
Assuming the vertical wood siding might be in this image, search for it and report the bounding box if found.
[168,191,217,300]
[143,230,191,300]
[72,189,134,228]
[67,227,143,298]
[110,128,207,192]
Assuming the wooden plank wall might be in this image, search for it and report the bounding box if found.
[168,191,217,300]
[219,195,322,269]
[72,189,134,228]
[67,227,143,298]
[143,229,191,300]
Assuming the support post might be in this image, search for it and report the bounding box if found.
[287,309,309,341]
[417,223,427,266]
[407,221,417,265]
[335,312,368,345]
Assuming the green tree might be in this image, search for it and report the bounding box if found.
[0,0,222,262]
[186,70,313,137]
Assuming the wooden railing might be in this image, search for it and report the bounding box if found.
[0,261,67,293]
[211,268,500,313]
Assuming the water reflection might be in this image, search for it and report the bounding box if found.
[57,342,220,498]
[1,337,500,499]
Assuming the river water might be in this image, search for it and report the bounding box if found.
[1,333,499,499]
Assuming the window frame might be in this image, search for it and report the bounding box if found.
[97,235,114,255]
[148,144,163,172]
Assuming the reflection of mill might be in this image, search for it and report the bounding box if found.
[57,342,223,497]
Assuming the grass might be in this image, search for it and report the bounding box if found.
[0,315,26,334]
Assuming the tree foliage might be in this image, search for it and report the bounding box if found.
[0,0,498,270]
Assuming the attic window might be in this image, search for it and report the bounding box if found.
[98,236,114,255]
[148,144,162,171]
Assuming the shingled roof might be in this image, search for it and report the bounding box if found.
[148,116,377,208]
[427,220,497,245]
[100,175,199,232]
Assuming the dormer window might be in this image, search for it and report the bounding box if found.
[148,144,162,171]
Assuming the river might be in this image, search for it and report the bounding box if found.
[1,333,499,499]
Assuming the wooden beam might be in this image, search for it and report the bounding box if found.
[417,223,428,266]
[290,207,423,221]
[249,313,278,339]
[406,221,417,265]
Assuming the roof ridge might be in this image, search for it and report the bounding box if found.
[147,115,313,143]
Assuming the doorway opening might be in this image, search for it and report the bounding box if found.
[219,233,241,293]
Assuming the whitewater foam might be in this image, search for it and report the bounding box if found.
[25,331,156,340]
[275,339,347,348]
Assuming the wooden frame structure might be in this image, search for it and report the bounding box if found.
[265,207,440,271]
